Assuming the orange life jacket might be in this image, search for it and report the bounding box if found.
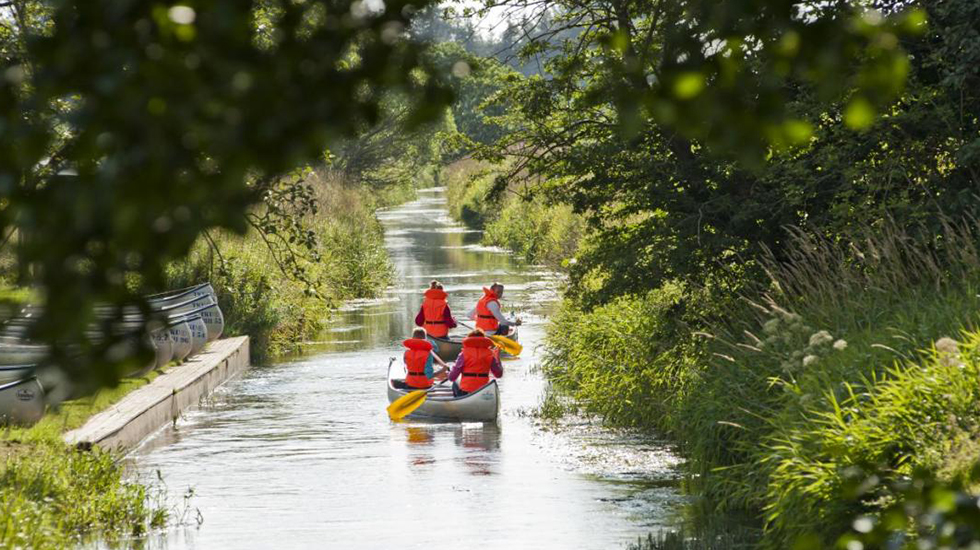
[459,336,495,393]
[421,289,449,338]
[475,287,500,333]
[403,338,434,389]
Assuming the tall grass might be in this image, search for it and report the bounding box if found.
[0,442,167,548]
[165,171,394,361]
[442,157,585,268]
[543,217,980,547]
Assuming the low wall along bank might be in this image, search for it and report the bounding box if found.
[64,336,250,452]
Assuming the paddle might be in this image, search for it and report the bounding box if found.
[387,377,450,421]
[458,321,523,356]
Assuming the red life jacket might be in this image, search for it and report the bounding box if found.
[421,289,449,338]
[475,287,500,333]
[459,336,495,393]
[403,338,434,389]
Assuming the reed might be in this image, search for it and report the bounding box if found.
[544,215,980,547]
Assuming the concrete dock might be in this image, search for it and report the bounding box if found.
[64,336,250,452]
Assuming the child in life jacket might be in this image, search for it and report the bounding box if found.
[414,280,457,338]
[397,327,450,390]
[447,328,503,396]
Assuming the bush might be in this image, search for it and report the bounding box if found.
[443,158,497,229]
[165,172,394,362]
[443,157,585,268]
[544,218,980,547]
[0,442,166,548]
[483,199,584,267]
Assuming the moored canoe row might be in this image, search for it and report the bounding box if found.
[0,282,224,425]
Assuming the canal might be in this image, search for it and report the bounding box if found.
[131,187,684,549]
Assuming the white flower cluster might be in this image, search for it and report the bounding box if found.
[935,337,961,367]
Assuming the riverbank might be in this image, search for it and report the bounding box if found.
[0,171,413,549]
[442,158,584,269]
[165,170,403,363]
[443,152,980,546]
[1,376,169,548]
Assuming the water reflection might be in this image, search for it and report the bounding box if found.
[455,424,500,477]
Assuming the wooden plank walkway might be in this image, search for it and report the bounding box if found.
[64,336,250,452]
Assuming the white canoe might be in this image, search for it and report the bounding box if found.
[0,376,45,425]
[386,362,499,422]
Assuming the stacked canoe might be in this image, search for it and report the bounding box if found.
[0,282,225,426]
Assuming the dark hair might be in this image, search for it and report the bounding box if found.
[429,280,439,289]
[468,328,486,338]
[412,327,427,339]
[435,283,444,290]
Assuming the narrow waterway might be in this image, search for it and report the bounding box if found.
[131,187,684,549]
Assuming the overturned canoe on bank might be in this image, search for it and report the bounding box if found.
[0,376,45,425]
[386,363,499,422]
[430,327,520,362]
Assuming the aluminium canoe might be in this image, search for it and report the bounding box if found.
[0,364,35,385]
[0,376,45,425]
[386,362,499,422]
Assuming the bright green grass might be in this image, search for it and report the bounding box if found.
[544,221,980,547]
[1,371,168,549]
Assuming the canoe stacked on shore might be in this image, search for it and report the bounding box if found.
[0,282,224,425]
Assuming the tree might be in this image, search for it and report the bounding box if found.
[0,0,449,393]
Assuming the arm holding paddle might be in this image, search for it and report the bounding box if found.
[458,321,523,356]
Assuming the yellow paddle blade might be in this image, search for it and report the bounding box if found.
[489,334,522,356]
[387,389,428,421]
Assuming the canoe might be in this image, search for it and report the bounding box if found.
[167,320,192,362]
[0,376,45,425]
[0,364,35,385]
[145,282,214,301]
[386,362,499,422]
[430,327,520,362]
[150,327,174,369]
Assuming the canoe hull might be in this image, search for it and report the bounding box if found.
[0,377,45,425]
[387,364,499,422]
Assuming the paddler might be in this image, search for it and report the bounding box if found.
[414,280,457,339]
[467,282,521,336]
[396,328,450,390]
[448,328,503,397]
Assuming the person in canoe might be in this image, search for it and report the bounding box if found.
[467,283,521,336]
[414,280,457,339]
[447,328,503,397]
[394,328,450,391]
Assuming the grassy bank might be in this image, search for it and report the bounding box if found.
[1,376,170,548]
[442,158,584,268]
[543,221,980,546]
[165,170,396,362]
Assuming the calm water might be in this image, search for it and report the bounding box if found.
[130,188,685,549]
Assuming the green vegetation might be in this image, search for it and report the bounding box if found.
[0,442,166,548]
[543,223,980,546]
[442,158,584,268]
[1,374,173,548]
[165,171,396,362]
